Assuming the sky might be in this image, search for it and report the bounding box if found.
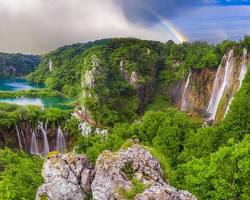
[0,0,250,54]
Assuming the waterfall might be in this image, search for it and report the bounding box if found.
[224,48,248,118]
[38,121,49,155]
[15,124,22,148]
[30,131,39,154]
[56,126,66,153]
[239,48,248,88]
[181,71,191,111]
[207,49,234,120]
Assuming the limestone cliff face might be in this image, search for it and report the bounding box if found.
[36,144,197,200]
[171,68,216,116]
[172,48,249,122]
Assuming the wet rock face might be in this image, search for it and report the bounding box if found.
[185,68,216,115]
[36,153,94,200]
[171,68,216,116]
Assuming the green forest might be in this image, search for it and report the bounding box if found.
[0,37,250,200]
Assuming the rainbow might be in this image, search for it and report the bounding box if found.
[159,18,187,43]
[146,8,187,43]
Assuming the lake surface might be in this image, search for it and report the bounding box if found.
[0,79,42,91]
[0,97,72,109]
[0,79,73,109]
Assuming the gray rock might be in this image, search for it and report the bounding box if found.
[91,144,196,200]
[36,144,196,200]
[36,153,94,200]
[136,184,196,200]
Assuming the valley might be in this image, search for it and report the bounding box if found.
[0,37,250,200]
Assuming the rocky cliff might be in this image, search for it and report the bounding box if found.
[36,144,196,200]
[173,48,249,122]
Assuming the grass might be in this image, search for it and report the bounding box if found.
[118,178,147,200]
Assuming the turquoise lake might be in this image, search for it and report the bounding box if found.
[0,79,42,91]
[0,79,73,109]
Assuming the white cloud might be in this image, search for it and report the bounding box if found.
[0,0,174,54]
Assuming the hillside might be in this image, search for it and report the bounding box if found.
[0,37,250,200]
[0,52,40,77]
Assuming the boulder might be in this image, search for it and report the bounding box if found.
[36,153,94,200]
[91,144,196,200]
[36,145,196,200]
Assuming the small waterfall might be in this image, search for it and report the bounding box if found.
[181,71,191,111]
[15,124,22,148]
[207,49,234,120]
[56,126,66,153]
[30,131,39,154]
[239,48,248,88]
[38,121,49,155]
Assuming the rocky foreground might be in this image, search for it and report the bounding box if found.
[36,144,196,200]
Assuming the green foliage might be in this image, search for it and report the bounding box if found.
[0,88,63,98]
[0,53,40,78]
[0,102,71,128]
[174,135,250,200]
[0,149,43,200]
[160,41,221,86]
[118,178,147,200]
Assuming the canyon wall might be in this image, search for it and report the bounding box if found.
[174,48,249,123]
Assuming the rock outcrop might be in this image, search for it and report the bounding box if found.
[36,144,196,200]
[36,153,94,200]
[92,144,196,200]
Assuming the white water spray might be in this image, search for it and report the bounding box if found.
[239,48,248,88]
[224,48,248,118]
[15,124,22,148]
[181,71,191,111]
[207,49,234,120]
[30,131,39,154]
[56,126,66,153]
[38,121,49,155]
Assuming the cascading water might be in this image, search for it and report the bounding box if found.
[38,121,49,155]
[224,48,248,118]
[15,124,22,148]
[30,131,39,154]
[239,48,248,88]
[56,126,66,153]
[207,49,234,120]
[181,71,191,111]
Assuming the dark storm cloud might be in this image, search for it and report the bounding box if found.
[118,0,205,25]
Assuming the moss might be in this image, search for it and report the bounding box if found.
[118,178,147,200]
[215,92,228,123]
[122,162,135,181]
[40,194,48,200]
[47,151,60,158]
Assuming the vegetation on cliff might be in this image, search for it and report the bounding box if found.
[1,36,250,199]
[0,53,40,78]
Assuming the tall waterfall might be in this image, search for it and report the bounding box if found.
[224,48,248,118]
[30,131,39,154]
[181,71,191,111]
[15,124,22,148]
[56,126,66,153]
[38,121,49,155]
[207,49,234,120]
